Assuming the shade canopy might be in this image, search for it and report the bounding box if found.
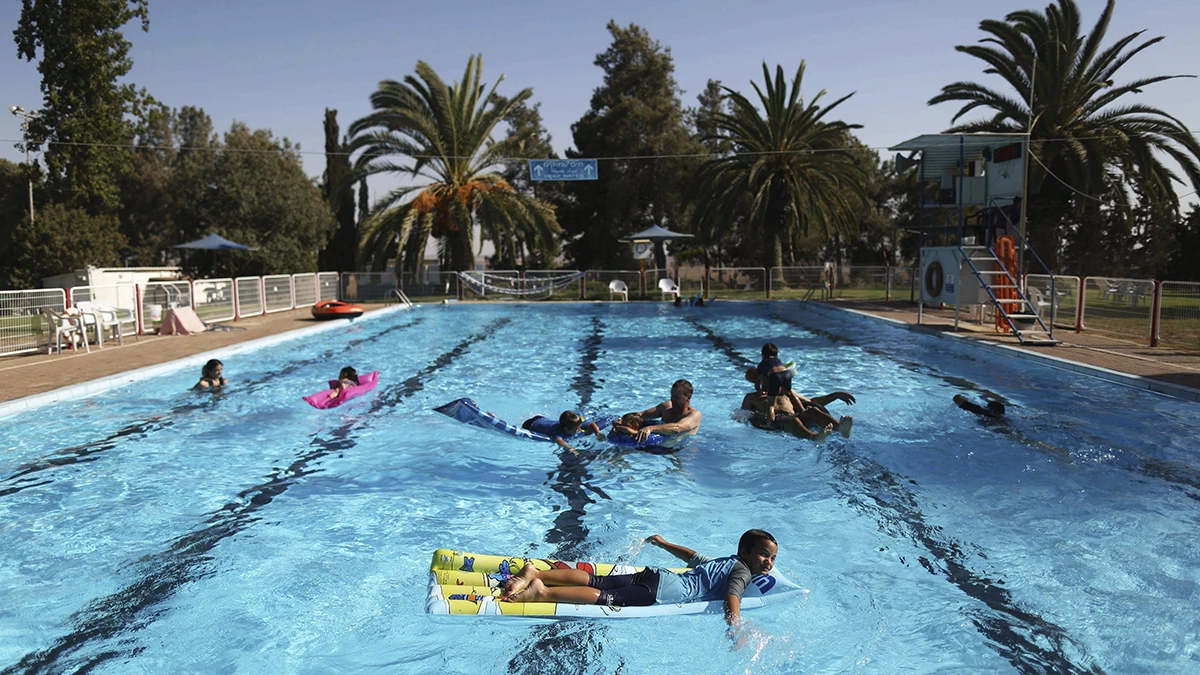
[889,133,1028,180]
[621,224,694,242]
[173,233,256,250]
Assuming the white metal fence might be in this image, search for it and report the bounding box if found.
[1024,275,1079,329]
[193,278,236,323]
[341,271,397,302]
[710,267,768,298]
[262,275,294,313]
[1081,277,1155,340]
[317,272,340,302]
[140,281,192,333]
[235,277,264,318]
[293,273,318,308]
[1157,281,1200,347]
[0,288,67,356]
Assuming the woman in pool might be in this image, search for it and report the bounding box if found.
[195,359,228,389]
[501,529,778,630]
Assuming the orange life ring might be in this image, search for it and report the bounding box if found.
[312,300,365,320]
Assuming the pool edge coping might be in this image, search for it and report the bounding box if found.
[806,302,1200,403]
[0,304,415,419]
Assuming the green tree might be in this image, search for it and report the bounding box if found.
[1166,204,1200,281]
[560,21,704,270]
[14,0,152,213]
[318,109,358,272]
[348,56,560,273]
[173,123,336,278]
[690,62,870,271]
[490,94,560,268]
[6,203,127,288]
[928,0,1200,268]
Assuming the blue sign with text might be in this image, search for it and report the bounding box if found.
[528,159,598,181]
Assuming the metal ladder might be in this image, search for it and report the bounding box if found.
[388,289,414,308]
[958,245,1058,345]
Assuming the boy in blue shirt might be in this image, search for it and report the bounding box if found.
[501,529,777,627]
[521,410,604,453]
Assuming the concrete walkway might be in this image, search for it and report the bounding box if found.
[825,300,1200,394]
[0,307,393,404]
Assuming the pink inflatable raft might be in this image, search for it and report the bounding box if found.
[303,371,379,409]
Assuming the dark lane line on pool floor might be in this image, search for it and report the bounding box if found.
[509,316,611,675]
[773,311,1200,502]
[545,315,606,561]
[687,315,1106,675]
[2,317,509,675]
[0,316,425,499]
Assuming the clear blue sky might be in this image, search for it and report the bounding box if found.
[2,0,1198,203]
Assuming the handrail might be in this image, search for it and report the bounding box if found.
[987,198,1057,339]
[388,288,414,308]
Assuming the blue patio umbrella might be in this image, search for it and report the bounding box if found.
[173,233,257,250]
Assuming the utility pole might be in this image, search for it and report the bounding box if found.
[9,105,40,224]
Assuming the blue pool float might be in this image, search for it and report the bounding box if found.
[433,398,668,447]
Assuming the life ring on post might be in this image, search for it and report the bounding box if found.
[924,260,944,299]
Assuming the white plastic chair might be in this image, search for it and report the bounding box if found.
[658,278,681,301]
[41,307,90,355]
[96,301,138,343]
[608,279,629,301]
[75,301,125,348]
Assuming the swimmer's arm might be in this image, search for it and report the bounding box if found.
[554,438,580,455]
[586,422,604,441]
[724,594,743,627]
[641,409,702,438]
[809,391,856,406]
[636,401,669,419]
[645,534,696,562]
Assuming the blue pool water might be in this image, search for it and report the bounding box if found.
[1,302,1197,674]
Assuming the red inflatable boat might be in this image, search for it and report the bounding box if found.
[311,300,365,320]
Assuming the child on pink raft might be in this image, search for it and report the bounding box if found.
[330,366,359,400]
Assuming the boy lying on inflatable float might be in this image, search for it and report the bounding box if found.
[303,366,379,409]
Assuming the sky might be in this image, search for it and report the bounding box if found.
[2,0,1198,205]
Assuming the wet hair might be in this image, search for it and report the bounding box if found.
[744,367,760,384]
[202,359,223,380]
[558,410,583,434]
[986,401,1006,417]
[762,343,779,358]
[339,366,359,385]
[671,379,693,399]
[738,529,777,555]
[620,412,643,428]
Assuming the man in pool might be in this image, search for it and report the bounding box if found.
[742,368,854,439]
[500,529,777,630]
[633,379,702,444]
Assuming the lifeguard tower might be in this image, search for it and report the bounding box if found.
[889,133,1058,345]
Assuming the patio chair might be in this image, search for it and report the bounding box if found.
[75,301,126,348]
[608,279,629,302]
[658,278,681,301]
[40,307,89,355]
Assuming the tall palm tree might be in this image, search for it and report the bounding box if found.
[348,56,559,273]
[690,62,869,271]
[929,0,1200,263]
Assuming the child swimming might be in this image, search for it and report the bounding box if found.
[521,410,604,454]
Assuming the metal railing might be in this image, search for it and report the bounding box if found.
[0,288,67,356]
[192,278,235,323]
[1025,274,1080,329]
[770,267,826,299]
[235,276,264,318]
[827,266,890,301]
[525,270,584,300]
[140,281,192,333]
[399,271,458,300]
[1156,281,1200,347]
[262,275,294,313]
[1081,277,1155,340]
[293,273,318,308]
[709,267,767,300]
[317,272,340,301]
[342,271,398,302]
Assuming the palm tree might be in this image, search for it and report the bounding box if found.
[348,56,559,273]
[929,0,1200,264]
[690,62,869,272]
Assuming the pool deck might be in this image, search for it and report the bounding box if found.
[822,299,1200,399]
[0,307,395,404]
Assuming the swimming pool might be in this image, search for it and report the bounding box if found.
[1,302,1196,674]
